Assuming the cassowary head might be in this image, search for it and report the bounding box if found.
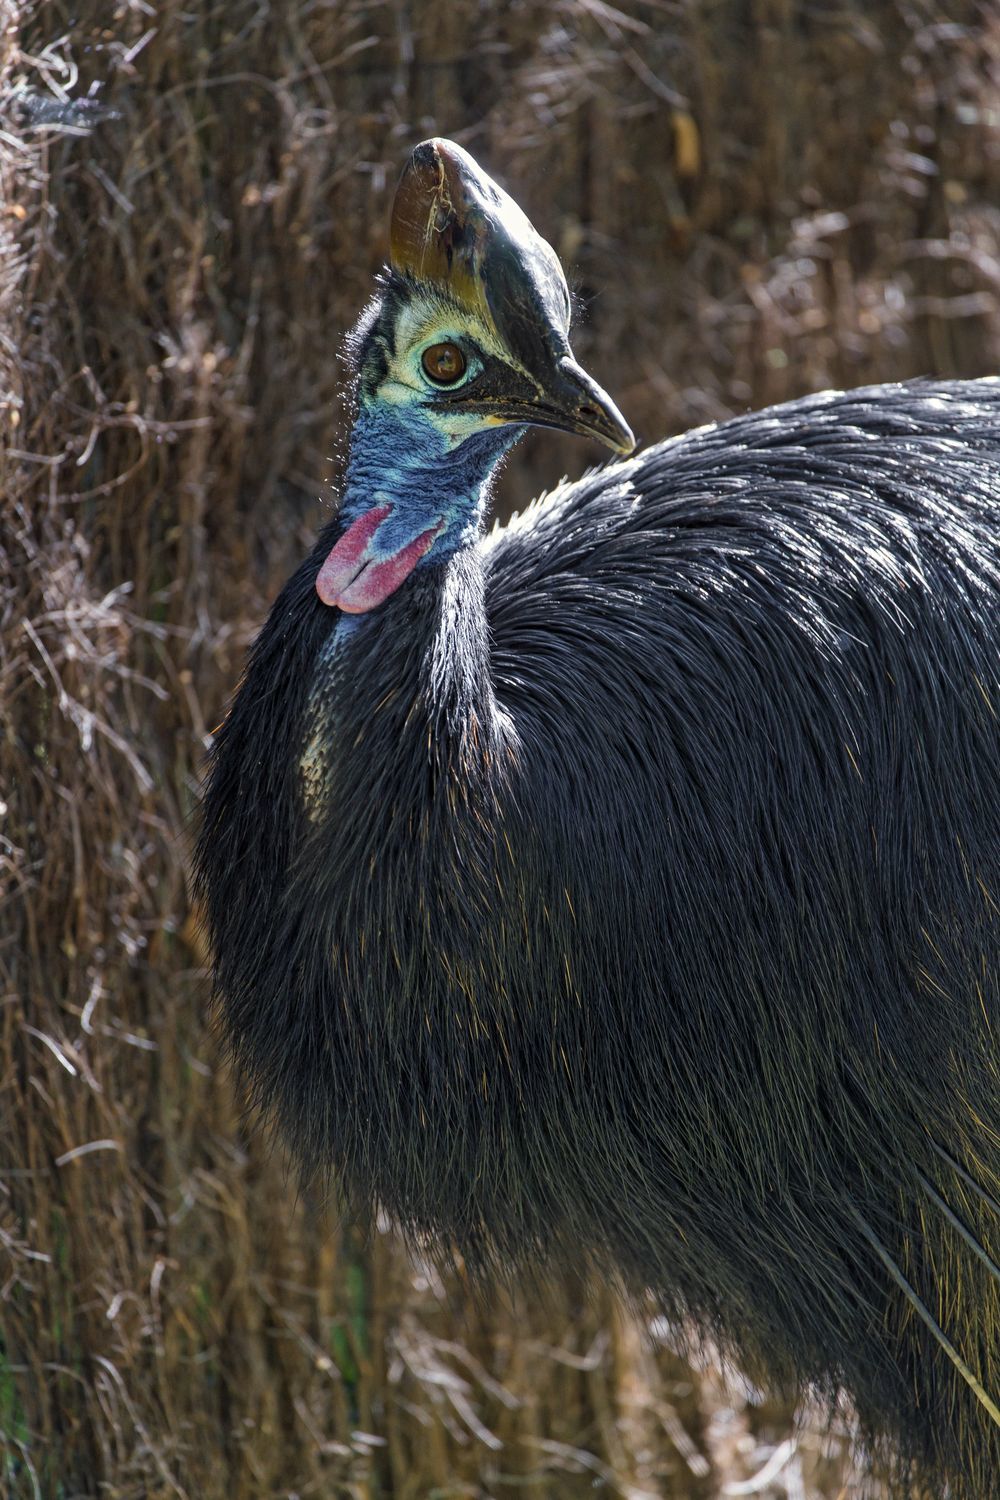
[319,138,634,613]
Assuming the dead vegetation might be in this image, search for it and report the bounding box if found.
[1,1,998,1495]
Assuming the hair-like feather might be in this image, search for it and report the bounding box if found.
[198,376,1000,1497]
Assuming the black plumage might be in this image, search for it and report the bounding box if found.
[198,140,1000,1497]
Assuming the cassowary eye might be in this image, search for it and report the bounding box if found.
[422,341,467,385]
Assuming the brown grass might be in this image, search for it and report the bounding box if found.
[2,1,998,1495]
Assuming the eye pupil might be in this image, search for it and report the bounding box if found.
[422,341,467,384]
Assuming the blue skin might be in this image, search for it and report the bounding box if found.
[338,401,524,569]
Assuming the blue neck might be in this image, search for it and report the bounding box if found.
[340,402,523,566]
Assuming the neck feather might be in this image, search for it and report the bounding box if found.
[299,550,518,926]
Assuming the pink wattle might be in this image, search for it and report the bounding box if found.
[315,505,442,612]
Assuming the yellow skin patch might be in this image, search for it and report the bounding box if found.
[299,718,330,824]
[376,291,531,449]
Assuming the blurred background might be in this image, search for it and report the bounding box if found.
[3,2,999,1495]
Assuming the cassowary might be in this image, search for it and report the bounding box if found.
[198,139,1000,1495]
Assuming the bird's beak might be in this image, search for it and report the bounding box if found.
[558,362,636,454]
[485,355,635,454]
[390,138,635,457]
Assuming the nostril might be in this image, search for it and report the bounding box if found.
[579,403,600,422]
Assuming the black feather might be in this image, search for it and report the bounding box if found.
[198,378,1000,1497]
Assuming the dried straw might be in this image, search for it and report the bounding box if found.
[2,1,997,1494]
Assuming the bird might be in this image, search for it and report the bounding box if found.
[197,138,1000,1497]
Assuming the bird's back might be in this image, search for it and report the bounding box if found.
[480,379,1000,1491]
[485,379,1000,613]
[483,378,1000,977]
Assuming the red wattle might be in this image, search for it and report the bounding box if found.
[336,524,442,612]
[315,505,391,606]
[315,504,444,612]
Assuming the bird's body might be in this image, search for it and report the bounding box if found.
[199,141,1000,1496]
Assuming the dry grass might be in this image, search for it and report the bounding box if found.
[2,1,998,1495]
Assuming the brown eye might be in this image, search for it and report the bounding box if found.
[421,341,467,385]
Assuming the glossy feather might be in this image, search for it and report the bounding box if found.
[199,378,1000,1496]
